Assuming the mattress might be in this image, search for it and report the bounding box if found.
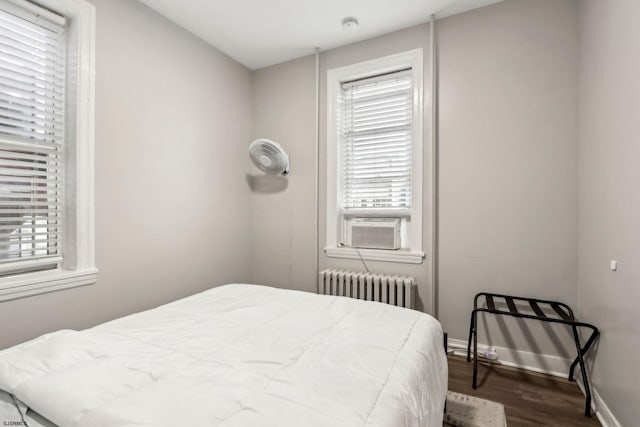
[0,284,447,427]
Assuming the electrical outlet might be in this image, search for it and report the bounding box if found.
[484,350,498,360]
[610,260,618,272]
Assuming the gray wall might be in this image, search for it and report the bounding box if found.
[250,56,316,292]
[578,1,640,425]
[437,0,579,354]
[0,0,253,349]
[250,0,580,356]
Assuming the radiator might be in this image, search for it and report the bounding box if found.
[317,269,416,309]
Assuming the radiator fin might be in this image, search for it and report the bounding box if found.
[317,269,416,309]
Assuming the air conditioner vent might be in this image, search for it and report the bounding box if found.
[347,219,401,250]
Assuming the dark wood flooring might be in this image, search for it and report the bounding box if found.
[447,356,601,427]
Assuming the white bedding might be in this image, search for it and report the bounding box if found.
[0,284,447,427]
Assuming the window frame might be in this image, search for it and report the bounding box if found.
[0,0,97,301]
[326,49,424,264]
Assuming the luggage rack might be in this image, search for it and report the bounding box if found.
[466,292,599,417]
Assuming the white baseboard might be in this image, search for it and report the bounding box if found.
[448,338,621,427]
[448,338,572,378]
[576,377,622,427]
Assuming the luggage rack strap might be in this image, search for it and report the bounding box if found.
[474,292,577,322]
[529,300,546,318]
[485,294,496,311]
[505,296,517,314]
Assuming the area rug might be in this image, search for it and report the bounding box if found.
[444,391,507,427]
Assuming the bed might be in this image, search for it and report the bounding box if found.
[0,284,448,426]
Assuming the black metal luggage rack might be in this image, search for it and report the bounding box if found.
[466,292,599,417]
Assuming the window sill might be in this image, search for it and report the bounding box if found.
[0,268,98,302]
[324,246,424,264]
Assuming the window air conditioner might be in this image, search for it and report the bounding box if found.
[347,218,401,250]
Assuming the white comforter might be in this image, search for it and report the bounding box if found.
[0,284,447,427]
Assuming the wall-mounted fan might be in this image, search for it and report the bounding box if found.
[249,139,290,176]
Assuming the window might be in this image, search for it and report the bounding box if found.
[341,70,413,214]
[326,50,424,264]
[0,2,66,275]
[0,0,96,301]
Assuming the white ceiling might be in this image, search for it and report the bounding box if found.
[138,0,503,70]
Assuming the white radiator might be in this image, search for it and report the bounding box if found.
[317,269,416,309]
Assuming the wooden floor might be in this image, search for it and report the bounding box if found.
[448,356,601,427]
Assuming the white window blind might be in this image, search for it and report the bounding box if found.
[0,2,66,275]
[341,69,413,213]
